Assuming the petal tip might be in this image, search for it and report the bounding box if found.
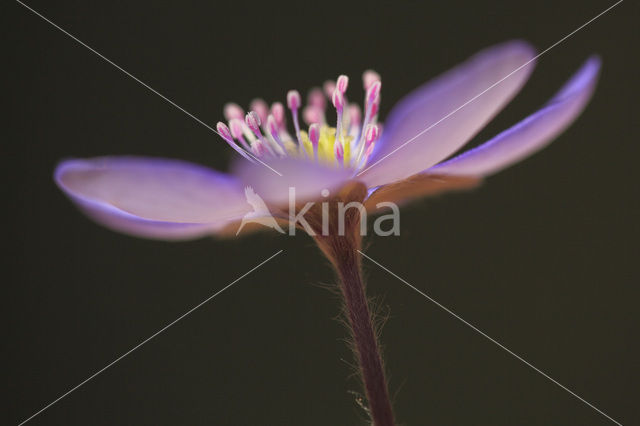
[53,156,248,240]
[481,39,537,66]
[429,55,602,178]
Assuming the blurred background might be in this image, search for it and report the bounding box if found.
[7,0,639,424]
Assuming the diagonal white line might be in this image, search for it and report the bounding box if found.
[358,249,624,426]
[357,0,624,176]
[17,249,284,426]
[15,0,283,177]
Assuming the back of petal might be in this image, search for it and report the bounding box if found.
[231,156,353,206]
[360,40,536,187]
[55,156,249,240]
[429,56,601,177]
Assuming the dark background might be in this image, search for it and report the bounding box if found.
[7,0,639,425]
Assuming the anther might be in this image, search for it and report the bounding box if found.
[309,123,320,161]
[356,124,379,167]
[229,118,251,151]
[357,81,382,149]
[308,88,326,110]
[223,103,244,121]
[353,124,379,168]
[216,122,255,163]
[246,112,276,156]
[287,90,301,111]
[332,89,345,111]
[303,105,323,125]
[366,81,382,106]
[217,121,233,141]
[250,99,269,125]
[287,90,303,144]
[365,124,379,146]
[362,70,381,91]
[229,118,245,140]
[245,111,262,137]
[271,102,286,128]
[323,80,336,99]
[336,75,349,93]
[266,114,279,139]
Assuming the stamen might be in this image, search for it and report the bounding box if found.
[335,137,344,166]
[245,112,276,157]
[362,140,375,165]
[303,105,323,125]
[365,124,379,149]
[307,88,326,124]
[252,140,268,157]
[348,103,362,137]
[308,87,326,110]
[309,123,320,161]
[332,89,345,158]
[216,121,233,141]
[358,80,382,148]
[272,101,293,143]
[332,89,345,112]
[356,124,379,167]
[336,75,349,93]
[223,103,245,121]
[287,90,301,111]
[287,90,303,145]
[245,111,262,136]
[370,97,379,118]
[256,111,286,156]
[323,80,336,99]
[216,121,255,163]
[271,102,286,128]
[363,70,381,91]
[366,81,382,108]
[229,118,251,151]
[266,114,287,152]
[250,99,269,125]
[217,70,382,170]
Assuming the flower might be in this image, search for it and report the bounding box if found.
[55,40,600,240]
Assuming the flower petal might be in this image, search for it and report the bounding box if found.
[55,157,249,240]
[429,56,600,176]
[231,156,353,205]
[359,40,536,187]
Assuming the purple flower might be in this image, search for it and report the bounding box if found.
[55,40,600,240]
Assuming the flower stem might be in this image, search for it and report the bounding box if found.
[304,181,394,425]
[334,247,395,426]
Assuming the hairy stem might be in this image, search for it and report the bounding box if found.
[334,247,395,426]
[303,181,394,425]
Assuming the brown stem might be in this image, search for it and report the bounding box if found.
[302,181,395,425]
[334,246,395,426]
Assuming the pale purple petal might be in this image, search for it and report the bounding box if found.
[429,56,600,176]
[232,157,353,205]
[359,40,536,187]
[55,157,249,240]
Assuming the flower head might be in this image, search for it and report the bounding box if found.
[216,67,382,173]
[55,41,601,240]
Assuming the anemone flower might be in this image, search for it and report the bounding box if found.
[55,40,600,426]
